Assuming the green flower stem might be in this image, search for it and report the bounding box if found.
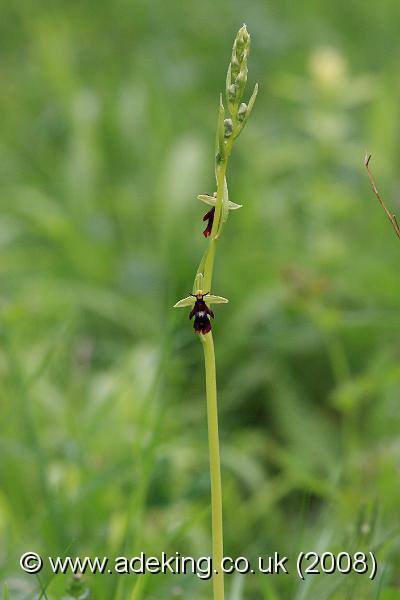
[199,146,232,600]
[174,26,257,600]
[197,27,254,600]
[203,238,216,294]
[200,331,224,600]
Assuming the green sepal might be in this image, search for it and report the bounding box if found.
[174,272,229,307]
[207,295,229,304]
[173,294,229,308]
[198,194,242,211]
[198,193,217,206]
[173,296,195,308]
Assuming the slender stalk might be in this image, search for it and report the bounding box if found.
[199,136,234,600]
[174,26,258,600]
[201,331,224,600]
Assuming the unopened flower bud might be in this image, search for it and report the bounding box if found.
[237,103,247,121]
[231,55,240,78]
[237,24,250,47]
[235,69,247,86]
[224,118,233,138]
[232,25,251,67]
[228,84,237,103]
[234,68,248,105]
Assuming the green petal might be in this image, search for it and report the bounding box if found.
[198,193,217,207]
[227,200,242,210]
[193,272,204,293]
[198,193,241,211]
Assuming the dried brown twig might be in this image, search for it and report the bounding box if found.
[364,153,400,240]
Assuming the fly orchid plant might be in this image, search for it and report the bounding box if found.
[174,25,258,600]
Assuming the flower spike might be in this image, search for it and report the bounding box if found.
[172,27,258,600]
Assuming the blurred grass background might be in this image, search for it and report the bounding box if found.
[1,0,400,598]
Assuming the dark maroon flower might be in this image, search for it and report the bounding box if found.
[203,207,215,238]
[189,292,215,334]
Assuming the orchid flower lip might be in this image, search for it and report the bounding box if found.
[203,207,215,238]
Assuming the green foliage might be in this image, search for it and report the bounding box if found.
[1,1,400,599]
